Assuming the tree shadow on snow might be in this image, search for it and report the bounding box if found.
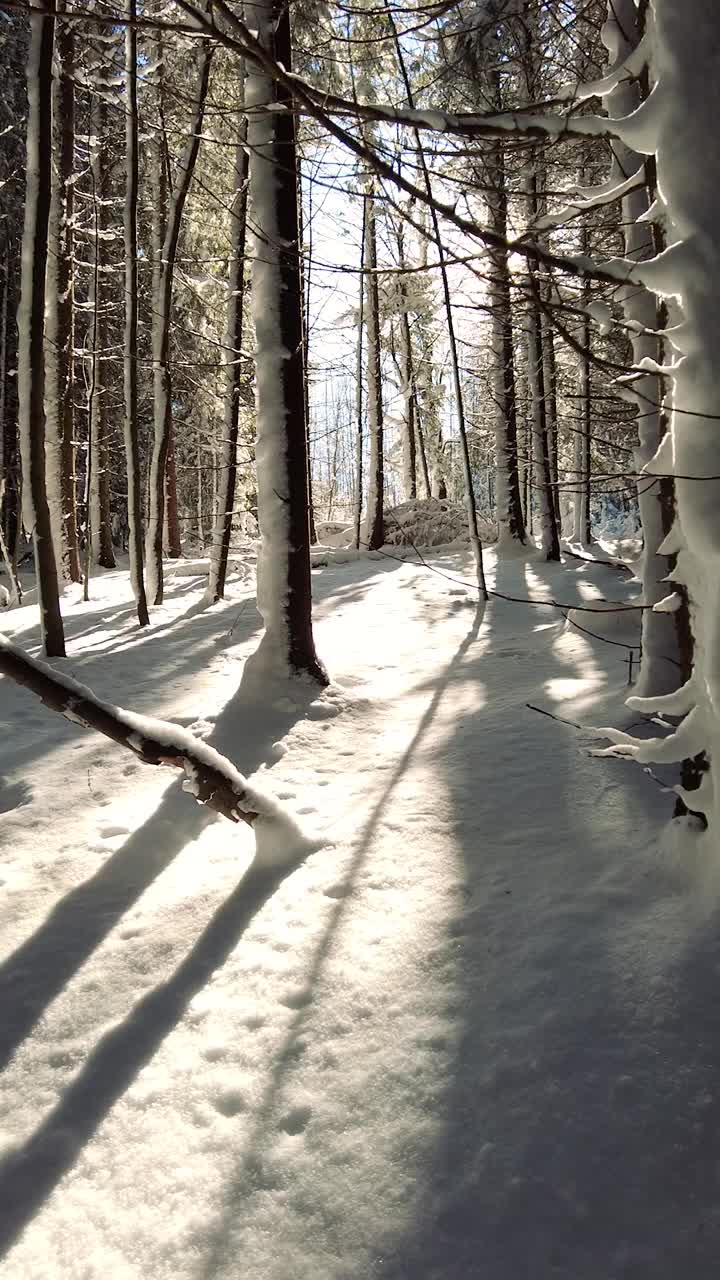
[368,551,720,1279]
[196,604,487,1279]
[0,655,329,1257]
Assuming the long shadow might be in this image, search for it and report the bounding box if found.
[0,857,294,1257]
[372,551,720,1278]
[0,554,408,1253]
[198,606,486,1278]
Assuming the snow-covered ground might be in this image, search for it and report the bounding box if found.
[1,546,718,1278]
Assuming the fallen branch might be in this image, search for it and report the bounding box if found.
[0,633,258,824]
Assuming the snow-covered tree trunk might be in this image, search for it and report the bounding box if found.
[123,0,149,625]
[207,93,249,604]
[45,0,80,584]
[88,91,115,571]
[244,0,326,683]
[18,0,65,657]
[145,33,212,605]
[595,0,720,834]
[600,0,680,696]
[361,186,384,551]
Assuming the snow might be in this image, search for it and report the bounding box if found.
[1,547,717,1276]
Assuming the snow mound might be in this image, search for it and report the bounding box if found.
[384,498,496,548]
[566,598,642,642]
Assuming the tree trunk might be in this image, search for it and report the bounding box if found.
[88,91,115,571]
[18,0,65,656]
[297,162,317,545]
[45,0,80,583]
[353,194,366,550]
[207,87,249,603]
[527,293,560,561]
[395,223,417,500]
[361,188,384,551]
[145,32,213,604]
[604,0,680,697]
[123,0,149,624]
[244,0,326,683]
[487,140,526,550]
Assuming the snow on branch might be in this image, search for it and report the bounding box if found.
[0,634,265,826]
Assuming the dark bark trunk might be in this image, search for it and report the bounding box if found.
[245,0,326,683]
[47,1,80,583]
[207,100,249,603]
[146,32,212,604]
[18,1,65,656]
[88,92,115,571]
[124,0,149,624]
[361,190,384,551]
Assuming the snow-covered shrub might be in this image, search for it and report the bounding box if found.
[383,498,496,548]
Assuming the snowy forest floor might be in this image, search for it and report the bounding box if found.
[1,545,719,1279]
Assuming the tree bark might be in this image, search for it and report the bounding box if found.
[123,0,149,624]
[486,140,526,549]
[145,31,213,604]
[207,84,249,603]
[353,193,366,550]
[244,0,326,683]
[18,0,65,656]
[88,91,116,571]
[45,0,80,583]
[361,187,384,551]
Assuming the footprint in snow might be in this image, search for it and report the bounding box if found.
[280,987,313,1010]
[323,882,351,900]
[243,1013,265,1031]
[279,1104,312,1136]
[202,1044,228,1063]
[213,1088,247,1118]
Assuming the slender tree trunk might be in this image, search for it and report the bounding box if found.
[487,140,525,549]
[18,0,65,655]
[395,223,417,500]
[541,301,560,525]
[526,290,560,561]
[298,161,317,545]
[145,33,212,604]
[124,0,149,624]
[361,188,384,550]
[208,84,249,603]
[244,0,326,682]
[353,194,366,550]
[45,0,80,583]
[88,92,115,570]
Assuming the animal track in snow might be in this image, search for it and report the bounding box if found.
[323,882,350,899]
[280,987,313,1011]
[279,1104,312,1135]
[212,1087,246,1117]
